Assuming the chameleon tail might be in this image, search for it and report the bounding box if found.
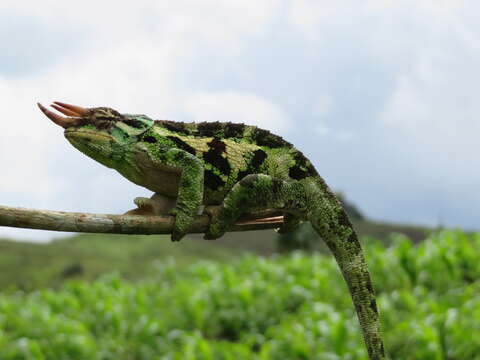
[308,185,386,360]
[204,174,386,359]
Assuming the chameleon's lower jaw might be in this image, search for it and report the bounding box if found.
[64,130,117,168]
[64,128,112,142]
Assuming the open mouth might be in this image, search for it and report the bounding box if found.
[37,101,87,128]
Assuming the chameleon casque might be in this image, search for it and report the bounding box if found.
[38,101,386,359]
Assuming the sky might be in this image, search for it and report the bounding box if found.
[0,0,479,241]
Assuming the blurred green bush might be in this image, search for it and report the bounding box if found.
[1,230,479,359]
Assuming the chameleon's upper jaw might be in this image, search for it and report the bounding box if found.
[37,101,87,128]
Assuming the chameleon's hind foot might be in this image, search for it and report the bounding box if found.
[168,207,196,242]
[204,174,295,240]
[275,213,301,234]
[203,206,225,240]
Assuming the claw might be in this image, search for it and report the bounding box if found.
[53,101,87,117]
[37,102,82,128]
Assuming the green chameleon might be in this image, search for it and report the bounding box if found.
[38,101,386,359]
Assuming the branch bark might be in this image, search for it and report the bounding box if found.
[0,205,284,235]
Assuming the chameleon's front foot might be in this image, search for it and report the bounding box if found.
[169,208,196,242]
[124,194,190,241]
[203,205,228,240]
[124,197,157,216]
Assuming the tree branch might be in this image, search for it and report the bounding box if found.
[0,205,284,235]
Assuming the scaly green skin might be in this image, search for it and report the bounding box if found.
[51,105,386,359]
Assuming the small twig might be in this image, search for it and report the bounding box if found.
[0,205,284,235]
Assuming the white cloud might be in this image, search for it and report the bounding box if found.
[289,1,480,69]
[382,68,480,184]
[1,0,480,240]
[311,95,331,138]
[286,0,480,228]
[0,1,282,241]
[315,123,330,136]
[313,95,332,118]
[375,1,480,184]
[184,91,290,132]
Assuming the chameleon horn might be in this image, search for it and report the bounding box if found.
[51,103,81,117]
[52,101,88,117]
[37,103,80,128]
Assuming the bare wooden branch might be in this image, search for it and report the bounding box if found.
[0,205,284,235]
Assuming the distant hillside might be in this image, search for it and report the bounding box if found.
[0,233,237,290]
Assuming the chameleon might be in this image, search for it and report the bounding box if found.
[38,101,386,359]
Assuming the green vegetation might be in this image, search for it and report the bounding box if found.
[0,230,479,359]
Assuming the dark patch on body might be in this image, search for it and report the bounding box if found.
[251,149,267,168]
[203,138,231,175]
[156,119,296,155]
[250,127,289,148]
[289,166,310,180]
[207,138,226,152]
[167,136,197,155]
[370,299,378,314]
[192,121,247,139]
[196,122,224,137]
[122,119,144,129]
[288,151,318,180]
[237,169,251,182]
[158,120,189,135]
[223,123,246,138]
[236,149,267,182]
[204,169,225,190]
[142,135,157,143]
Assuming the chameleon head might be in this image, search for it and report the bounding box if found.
[37,101,153,168]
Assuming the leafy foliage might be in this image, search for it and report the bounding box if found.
[1,230,479,359]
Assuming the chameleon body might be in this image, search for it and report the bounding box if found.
[38,101,386,359]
